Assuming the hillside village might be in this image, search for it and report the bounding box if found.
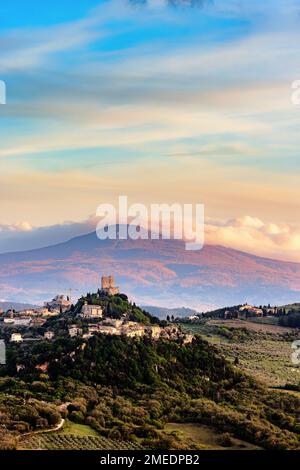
[0,275,193,346]
[0,277,300,452]
[179,302,293,323]
[1,273,298,346]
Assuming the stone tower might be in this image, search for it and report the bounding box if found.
[101,275,120,296]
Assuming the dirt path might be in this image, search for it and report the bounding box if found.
[208,319,295,334]
[19,418,65,440]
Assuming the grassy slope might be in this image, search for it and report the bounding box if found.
[180,322,300,387]
[164,423,262,450]
[55,420,100,437]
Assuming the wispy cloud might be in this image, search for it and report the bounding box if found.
[1,0,300,246]
[206,215,300,262]
[3,212,300,263]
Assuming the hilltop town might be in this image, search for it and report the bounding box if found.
[0,275,193,346]
[177,302,298,326]
[0,276,299,452]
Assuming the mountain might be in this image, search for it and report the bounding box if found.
[3,319,300,450]
[1,228,300,309]
[0,302,38,312]
[143,306,201,319]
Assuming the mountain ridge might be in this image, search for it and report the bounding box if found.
[2,228,300,267]
[0,229,300,309]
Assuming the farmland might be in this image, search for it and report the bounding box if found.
[180,320,300,387]
[19,422,144,450]
[19,420,261,451]
[55,420,100,437]
[164,423,262,450]
[2,308,300,451]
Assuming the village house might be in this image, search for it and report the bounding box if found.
[44,331,55,340]
[44,294,72,313]
[144,325,161,339]
[102,318,123,328]
[68,325,83,337]
[30,317,47,327]
[10,333,23,343]
[18,309,37,317]
[121,323,145,337]
[31,307,60,317]
[80,301,103,319]
[239,304,263,317]
[95,325,120,336]
[187,315,199,321]
[13,318,31,327]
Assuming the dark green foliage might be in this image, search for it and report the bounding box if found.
[1,291,300,450]
[279,311,300,328]
[1,331,300,449]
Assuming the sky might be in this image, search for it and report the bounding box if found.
[1,0,300,260]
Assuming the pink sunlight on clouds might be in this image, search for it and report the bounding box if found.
[1,0,300,264]
[2,213,300,263]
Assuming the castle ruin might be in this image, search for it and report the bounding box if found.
[101,275,120,296]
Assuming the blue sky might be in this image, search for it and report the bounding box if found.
[1,0,300,260]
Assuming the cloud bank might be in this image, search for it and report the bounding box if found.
[1,0,300,260]
[2,214,300,263]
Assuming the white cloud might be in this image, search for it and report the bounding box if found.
[1,0,300,240]
[0,221,33,232]
[0,215,98,253]
[2,214,300,265]
[205,216,300,262]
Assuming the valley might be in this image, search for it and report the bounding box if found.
[0,288,299,451]
[180,320,300,388]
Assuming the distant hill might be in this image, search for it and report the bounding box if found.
[143,306,201,319]
[67,291,163,325]
[281,303,300,312]
[278,303,300,327]
[4,312,300,450]
[0,301,38,312]
[1,227,300,309]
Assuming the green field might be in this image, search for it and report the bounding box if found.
[56,420,100,437]
[19,433,143,450]
[164,423,262,450]
[18,419,144,450]
[180,321,300,387]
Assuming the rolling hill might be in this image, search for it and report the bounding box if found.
[0,302,38,312]
[1,228,300,310]
[143,306,201,319]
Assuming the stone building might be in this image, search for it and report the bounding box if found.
[80,302,103,319]
[44,294,72,313]
[10,333,23,343]
[68,325,83,337]
[101,275,120,296]
[44,331,55,340]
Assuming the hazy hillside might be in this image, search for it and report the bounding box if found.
[1,228,300,309]
[143,306,201,319]
[0,302,38,312]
